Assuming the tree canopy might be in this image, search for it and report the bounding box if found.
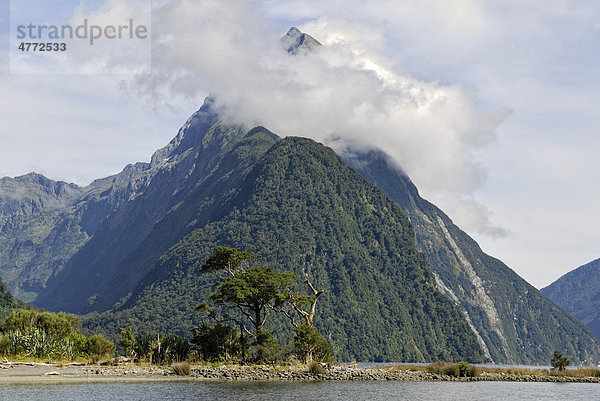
[208,266,296,338]
[550,350,571,371]
[201,246,259,277]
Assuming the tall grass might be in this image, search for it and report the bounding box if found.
[307,361,325,375]
[171,362,191,376]
[550,368,600,378]
[428,362,479,377]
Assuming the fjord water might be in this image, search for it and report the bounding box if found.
[2,382,598,401]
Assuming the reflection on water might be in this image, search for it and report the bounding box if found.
[0,381,598,401]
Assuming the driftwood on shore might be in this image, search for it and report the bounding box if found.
[0,361,55,367]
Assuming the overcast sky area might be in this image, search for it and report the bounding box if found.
[0,0,598,289]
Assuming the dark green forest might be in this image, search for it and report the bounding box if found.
[347,149,600,364]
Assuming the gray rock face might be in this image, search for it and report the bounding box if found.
[281,26,322,54]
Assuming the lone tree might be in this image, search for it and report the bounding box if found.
[550,350,570,371]
[199,246,331,363]
[199,246,262,361]
[206,265,297,362]
[284,267,324,327]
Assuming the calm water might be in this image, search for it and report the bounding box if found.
[0,381,598,401]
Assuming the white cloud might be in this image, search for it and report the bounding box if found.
[3,0,599,287]
[116,0,510,236]
[0,73,189,184]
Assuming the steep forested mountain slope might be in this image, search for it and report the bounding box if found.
[84,136,486,363]
[346,150,600,364]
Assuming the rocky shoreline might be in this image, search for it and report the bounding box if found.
[187,365,600,383]
[0,363,599,384]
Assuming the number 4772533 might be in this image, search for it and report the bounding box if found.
[18,42,67,51]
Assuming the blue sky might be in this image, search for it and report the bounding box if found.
[0,0,598,288]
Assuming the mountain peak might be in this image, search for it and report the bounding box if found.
[149,97,220,167]
[281,26,322,54]
[286,27,302,38]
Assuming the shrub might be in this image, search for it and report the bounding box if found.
[254,331,281,364]
[8,328,55,358]
[160,334,192,364]
[1,309,78,338]
[86,334,115,363]
[0,334,9,356]
[119,327,136,358]
[458,361,470,377]
[69,332,89,357]
[133,333,156,363]
[191,324,241,362]
[427,361,479,377]
[292,324,333,364]
[428,361,458,377]
[550,350,570,371]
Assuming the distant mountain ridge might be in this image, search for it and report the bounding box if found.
[542,258,600,342]
[0,101,218,304]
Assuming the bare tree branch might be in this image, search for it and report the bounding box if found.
[268,304,299,328]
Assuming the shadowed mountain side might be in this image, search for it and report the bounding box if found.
[31,101,221,312]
